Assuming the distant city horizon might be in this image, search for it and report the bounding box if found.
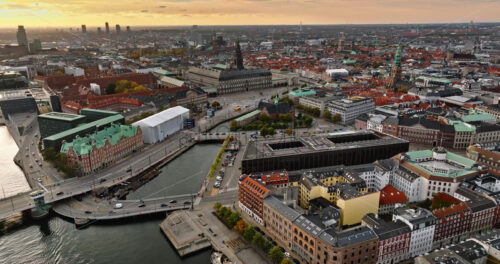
[0,21,500,31]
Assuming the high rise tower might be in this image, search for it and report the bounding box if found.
[115,24,121,34]
[389,45,403,90]
[16,25,28,46]
[97,27,102,34]
[81,24,87,33]
[105,22,110,33]
[126,26,131,33]
[235,41,244,70]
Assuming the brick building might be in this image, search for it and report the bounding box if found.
[238,176,269,225]
[363,214,412,264]
[432,195,472,249]
[61,124,143,174]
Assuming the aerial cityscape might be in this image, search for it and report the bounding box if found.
[0,1,500,264]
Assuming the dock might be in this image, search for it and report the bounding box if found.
[160,210,212,257]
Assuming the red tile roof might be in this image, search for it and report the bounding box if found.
[260,172,288,185]
[240,177,269,199]
[433,202,470,220]
[379,184,408,205]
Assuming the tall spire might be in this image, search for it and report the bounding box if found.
[235,41,244,70]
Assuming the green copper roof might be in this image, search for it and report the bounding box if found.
[393,45,402,67]
[235,110,261,122]
[343,59,357,65]
[405,149,477,178]
[290,89,316,97]
[453,122,476,132]
[214,64,228,70]
[462,112,496,123]
[61,124,138,156]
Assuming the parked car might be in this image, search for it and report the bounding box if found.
[160,203,168,208]
[138,204,146,208]
[114,203,123,209]
[37,178,42,183]
[216,176,223,181]
[183,201,191,205]
[56,192,64,196]
[169,200,177,204]
[85,211,92,214]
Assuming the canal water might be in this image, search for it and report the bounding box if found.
[0,136,221,263]
[0,126,30,198]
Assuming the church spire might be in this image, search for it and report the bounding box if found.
[235,41,244,70]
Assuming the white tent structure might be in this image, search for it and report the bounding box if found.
[132,106,189,144]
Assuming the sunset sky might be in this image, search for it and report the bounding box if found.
[0,0,499,28]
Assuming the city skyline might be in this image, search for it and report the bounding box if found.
[0,0,499,28]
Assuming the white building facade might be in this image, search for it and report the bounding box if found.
[132,106,189,144]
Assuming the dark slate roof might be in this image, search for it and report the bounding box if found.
[219,68,271,81]
[455,187,497,213]
[448,240,487,262]
[476,124,500,133]
[355,113,370,122]
[398,117,455,132]
[372,221,411,241]
[336,226,378,247]
[263,195,301,222]
[453,53,477,60]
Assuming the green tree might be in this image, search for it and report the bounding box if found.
[332,113,342,123]
[323,109,332,120]
[312,107,321,117]
[281,258,293,264]
[252,233,266,249]
[213,202,222,211]
[258,113,272,123]
[263,239,273,253]
[211,101,221,109]
[279,113,293,123]
[303,115,313,127]
[285,129,293,136]
[243,225,256,241]
[227,212,241,228]
[218,206,229,218]
[106,83,116,95]
[42,147,58,161]
[269,246,284,264]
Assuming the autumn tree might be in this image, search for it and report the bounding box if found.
[212,101,221,109]
[233,219,247,234]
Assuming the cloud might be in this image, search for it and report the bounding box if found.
[141,10,148,12]
[158,5,167,8]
